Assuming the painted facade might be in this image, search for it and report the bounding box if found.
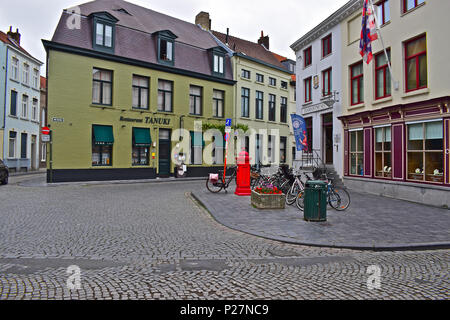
[291,11,349,177]
[0,29,43,172]
[339,0,450,206]
[44,1,235,182]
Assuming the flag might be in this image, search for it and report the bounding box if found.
[359,0,378,64]
[291,114,308,152]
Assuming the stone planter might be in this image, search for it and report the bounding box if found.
[251,190,286,209]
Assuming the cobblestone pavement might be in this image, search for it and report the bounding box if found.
[0,178,448,300]
[193,188,450,250]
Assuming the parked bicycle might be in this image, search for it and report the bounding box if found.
[206,165,237,193]
[296,173,350,211]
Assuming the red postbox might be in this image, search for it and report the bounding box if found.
[235,150,251,196]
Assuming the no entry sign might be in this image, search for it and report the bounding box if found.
[42,127,50,135]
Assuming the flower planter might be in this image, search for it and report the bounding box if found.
[251,190,286,209]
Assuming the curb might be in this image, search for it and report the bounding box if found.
[189,192,450,252]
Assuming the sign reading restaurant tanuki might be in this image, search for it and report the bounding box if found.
[119,116,171,125]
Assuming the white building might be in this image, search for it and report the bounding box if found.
[0,28,43,172]
[290,0,361,178]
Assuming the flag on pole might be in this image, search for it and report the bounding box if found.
[359,0,378,64]
[291,114,308,152]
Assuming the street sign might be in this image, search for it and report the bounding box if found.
[224,133,230,141]
[225,118,232,127]
[52,117,64,123]
[42,135,51,142]
[42,127,50,135]
[225,127,232,134]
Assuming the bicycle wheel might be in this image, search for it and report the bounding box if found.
[279,179,291,195]
[206,178,223,193]
[295,190,305,211]
[285,183,300,205]
[328,187,350,211]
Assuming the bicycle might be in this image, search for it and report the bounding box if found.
[295,173,350,211]
[285,172,311,205]
[206,165,237,193]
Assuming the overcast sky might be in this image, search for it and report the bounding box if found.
[0,0,349,70]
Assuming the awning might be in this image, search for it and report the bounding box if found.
[93,125,114,145]
[133,127,152,146]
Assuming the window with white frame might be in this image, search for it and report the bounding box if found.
[374,126,392,178]
[41,143,47,162]
[8,131,17,158]
[11,57,19,81]
[23,63,29,85]
[33,69,39,89]
[32,98,38,121]
[22,95,28,118]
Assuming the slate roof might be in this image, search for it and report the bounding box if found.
[212,30,289,72]
[49,0,233,81]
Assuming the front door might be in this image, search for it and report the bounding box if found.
[158,129,171,177]
[31,135,37,170]
[322,113,333,164]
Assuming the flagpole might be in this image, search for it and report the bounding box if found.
[368,0,399,90]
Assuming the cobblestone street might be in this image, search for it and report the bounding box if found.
[0,175,448,300]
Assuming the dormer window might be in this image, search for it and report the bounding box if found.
[96,22,113,48]
[213,54,224,75]
[155,30,177,66]
[209,46,227,77]
[90,12,118,54]
[160,39,173,62]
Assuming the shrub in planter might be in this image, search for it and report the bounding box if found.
[251,184,285,209]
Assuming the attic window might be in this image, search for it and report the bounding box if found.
[155,30,178,66]
[91,12,118,54]
[113,8,132,16]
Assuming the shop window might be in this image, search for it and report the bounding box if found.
[132,75,149,110]
[255,91,264,120]
[280,97,287,123]
[407,121,443,183]
[213,90,224,118]
[375,127,392,178]
[92,125,114,166]
[92,68,113,105]
[350,130,364,175]
[241,87,250,117]
[351,62,364,105]
[268,94,276,121]
[132,128,151,166]
[405,35,427,92]
[375,50,391,99]
[189,85,202,115]
[158,80,173,112]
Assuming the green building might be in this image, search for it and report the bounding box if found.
[44,0,235,182]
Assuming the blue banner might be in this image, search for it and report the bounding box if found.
[291,114,308,152]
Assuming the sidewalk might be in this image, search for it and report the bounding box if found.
[9,168,46,177]
[192,188,450,251]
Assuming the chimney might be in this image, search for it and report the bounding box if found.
[195,12,211,31]
[258,31,269,50]
[7,26,21,45]
[226,28,229,44]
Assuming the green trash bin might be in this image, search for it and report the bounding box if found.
[304,180,327,222]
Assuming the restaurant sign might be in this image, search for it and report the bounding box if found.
[119,116,171,125]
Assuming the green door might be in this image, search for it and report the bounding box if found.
[158,129,171,177]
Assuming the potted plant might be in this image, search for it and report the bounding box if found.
[251,183,286,209]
